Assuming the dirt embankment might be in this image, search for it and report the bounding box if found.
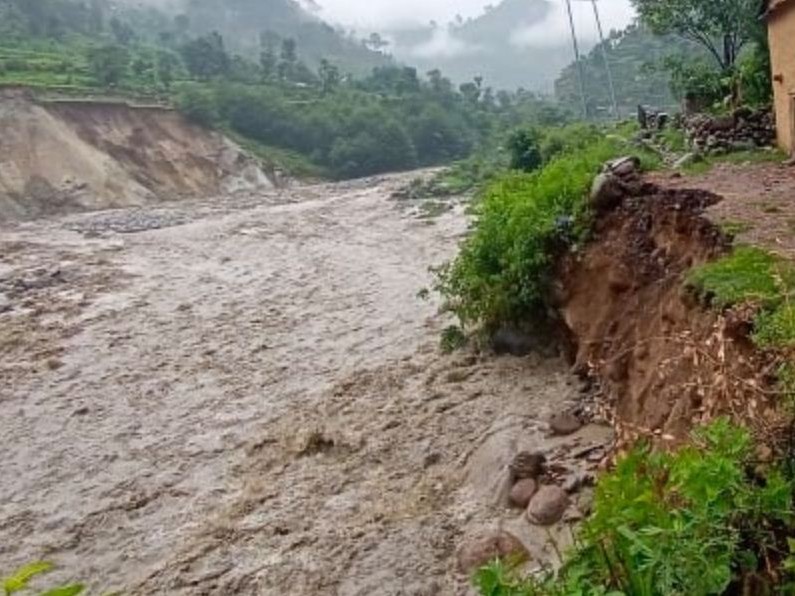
[557,176,781,445]
[0,88,274,221]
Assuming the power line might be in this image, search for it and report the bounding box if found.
[564,0,588,119]
[589,0,619,119]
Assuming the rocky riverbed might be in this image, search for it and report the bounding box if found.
[0,173,611,595]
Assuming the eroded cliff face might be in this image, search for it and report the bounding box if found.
[0,88,274,221]
[558,183,781,444]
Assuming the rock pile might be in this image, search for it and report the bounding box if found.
[683,107,776,154]
[589,156,652,212]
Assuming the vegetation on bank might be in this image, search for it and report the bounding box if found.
[476,420,795,595]
[434,124,659,332]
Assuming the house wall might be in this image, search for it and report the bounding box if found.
[769,0,795,154]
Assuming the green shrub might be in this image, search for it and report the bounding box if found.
[507,128,543,173]
[435,135,654,331]
[475,420,794,595]
[175,84,219,126]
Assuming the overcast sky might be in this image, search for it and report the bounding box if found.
[314,0,636,44]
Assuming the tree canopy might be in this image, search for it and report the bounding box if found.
[631,0,762,72]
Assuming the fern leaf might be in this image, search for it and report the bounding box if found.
[3,561,54,595]
[39,584,85,596]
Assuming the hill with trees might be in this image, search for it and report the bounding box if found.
[0,0,571,180]
[387,0,575,92]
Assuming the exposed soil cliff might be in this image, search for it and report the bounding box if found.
[558,181,781,444]
[0,88,274,221]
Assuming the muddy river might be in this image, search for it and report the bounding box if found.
[0,173,607,594]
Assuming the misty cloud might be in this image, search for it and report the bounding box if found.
[316,0,634,36]
[510,0,635,49]
[408,28,483,59]
[316,0,504,30]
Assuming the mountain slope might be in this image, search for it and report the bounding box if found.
[180,0,391,75]
[387,0,575,91]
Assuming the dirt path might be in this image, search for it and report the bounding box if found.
[0,175,603,595]
[652,162,795,258]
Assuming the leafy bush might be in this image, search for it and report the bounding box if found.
[663,56,728,107]
[435,135,654,331]
[507,128,543,173]
[175,84,219,126]
[475,420,794,595]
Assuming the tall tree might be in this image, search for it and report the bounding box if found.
[631,0,761,72]
[180,31,229,80]
[87,44,130,86]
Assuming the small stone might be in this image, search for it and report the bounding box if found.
[509,478,538,508]
[549,412,582,436]
[562,472,593,494]
[423,452,442,469]
[526,485,570,526]
[456,531,530,575]
[606,156,640,177]
[509,451,546,481]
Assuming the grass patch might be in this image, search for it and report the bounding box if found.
[434,134,660,331]
[687,247,793,310]
[687,246,795,350]
[475,420,794,595]
[657,127,688,152]
[682,148,788,176]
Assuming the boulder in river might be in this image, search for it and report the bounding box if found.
[509,478,538,509]
[527,485,570,526]
[456,530,530,575]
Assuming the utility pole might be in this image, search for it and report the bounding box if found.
[564,0,588,119]
[590,0,619,119]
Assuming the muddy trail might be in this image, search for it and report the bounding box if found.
[0,174,605,595]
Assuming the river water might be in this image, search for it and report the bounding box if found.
[0,173,605,594]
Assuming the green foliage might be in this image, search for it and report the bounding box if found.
[754,305,795,349]
[689,245,795,350]
[687,247,792,310]
[2,562,83,596]
[175,84,218,126]
[662,55,728,105]
[507,128,542,173]
[476,420,795,595]
[86,44,129,87]
[440,325,468,354]
[180,32,229,80]
[3,562,54,595]
[435,133,654,330]
[631,0,762,73]
[555,22,691,116]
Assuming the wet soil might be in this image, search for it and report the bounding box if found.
[559,180,781,445]
[0,174,604,594]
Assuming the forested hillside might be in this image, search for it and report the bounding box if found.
[554,22,699,117]
[0,0,570,180]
